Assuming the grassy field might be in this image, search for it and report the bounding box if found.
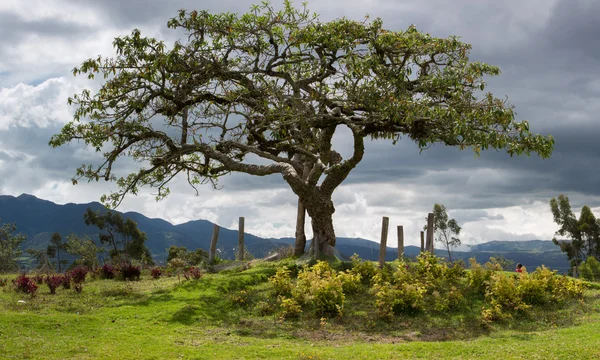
[1,263,600,360]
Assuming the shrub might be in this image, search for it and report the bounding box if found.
[119,263,141,281]
[150,267,162,279]
[293,261,344,317]
[270,267,293,296]
[373,279,427,318]
[579,256,600,282]
[45,275,63,295]
[230,290,251,307]
[467,258,495,294]
[33,274,45,284]
[70,266,88,284]
[61,273,72,289]
[13,274,38,296]
[350,254,377,283]
[101,263,116,279]
[336,270,361,294]
[279,297,302,319]
[186,266,202,280]
[256,300,276,316]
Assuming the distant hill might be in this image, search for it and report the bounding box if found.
[0,194,571,272]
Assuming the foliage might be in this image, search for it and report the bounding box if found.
[488,256,515,272]
[429,203,461,262]
[47,232,68,273]
[579,256,600,282]
[167,245,207,266]
[292,261,345,317]
[70,266,88,284]
[0,220,27,272]
[184,266,202,280]
[45,275,64,295]
[278,297,302,319]
[61,273,72,289]
[118,263,141,281]
[101,263,117,279]
[550,194,600,266]
[13,274,38,296]
[50,1,554,251]
[150,267,162,279]
[83,208,150,261]
[350,254,377,283]
[64,233,103,271]
[467,257,496,294]
[26,247,54,272]
[269,267,293,296]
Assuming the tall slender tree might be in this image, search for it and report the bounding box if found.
[428,204,461,262]
[0,219,26,272]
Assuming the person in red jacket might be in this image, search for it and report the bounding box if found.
[516,263,523,273]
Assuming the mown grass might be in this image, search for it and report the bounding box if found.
[1,264,599,360]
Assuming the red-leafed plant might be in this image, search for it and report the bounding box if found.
[101,263,116,279]
[70,266,88,284]
[61,273,72,289]
[45,275,63,295]
[13,274,38,296]
[150,267,162,279]
[187,267,202,280]
[119,263,141,281]
[33,274,45,284]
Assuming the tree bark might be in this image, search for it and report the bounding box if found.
[294,198,307,256]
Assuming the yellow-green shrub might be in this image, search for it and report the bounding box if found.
[293,261,345,317]
[350,254,377,283]
[279,297,302,319]
[270,267,293,296]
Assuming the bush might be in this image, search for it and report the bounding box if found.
[293,261,345,317]
[101,263,116,279]
[119,263,141,281]
[150,267,162,279]
[45,275,63,295]
[13,274,38,296]
[230,290,251,307]
[373,274,427,318]
[185,266,202,280]
[270,267,293,296]
[33,274,45,284]
[467,258,495,294]
[70,266,88,284]
[279,297,302,319]
[61,273,72,289]
[580,256,600,282]
[350,254,377,283]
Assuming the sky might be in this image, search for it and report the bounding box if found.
[1,0,599,248]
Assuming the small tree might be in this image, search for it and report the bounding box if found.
[550,194,600,266]
[429,203,461,262]
[167,245,207,266]
[47,232,68,272]
[64,233,104,271]
[0,219,27,272]
[83,208,150,262]
[50,1,554,258]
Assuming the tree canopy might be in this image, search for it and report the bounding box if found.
[83,208,150,262]
[50,1,554,254]
[0,219,27,272]
[550,194,600,266]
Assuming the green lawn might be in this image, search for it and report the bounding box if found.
[1,266,599,360]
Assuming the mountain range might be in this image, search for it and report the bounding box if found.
[0,194,571,272]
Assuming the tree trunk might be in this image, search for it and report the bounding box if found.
[447,245,452,263]
[294,198,307,256]
[304,194,336,259]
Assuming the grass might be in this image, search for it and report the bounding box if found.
[1,264,600,360]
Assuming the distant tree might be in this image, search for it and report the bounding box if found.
[50,1,554,259]
[27,247,53,272]
[64,233,104,271]
[488,255,515,272]
[167,245,207,266]
[550,194,600,266]
[47,232,68,272]
[83,208,150,262]
[0,219,27,272]
[428,203,461,262]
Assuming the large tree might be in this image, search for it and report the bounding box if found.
[0,219,27,272]
[430,203,461,262]
[50,2,553,257]
[550,194,600,266]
